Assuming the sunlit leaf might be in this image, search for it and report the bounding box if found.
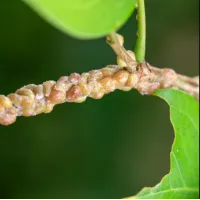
[127,89,199,199]
[23,0,136,39]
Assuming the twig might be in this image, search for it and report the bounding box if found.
[107,33,138,72]
[0,34,199,126]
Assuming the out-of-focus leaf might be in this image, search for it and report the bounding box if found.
[23,0,136,39]
[127,89,199,199]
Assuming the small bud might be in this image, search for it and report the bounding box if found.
[69,73,81,85]
[78,73,90,95]
[22,107,35,116]
[7,107,18,115]
[88,70,103,81]
[66,86,82,101]
[101,68,115,77]
[126,74,139,87]
[55,76,71,92]
[0,113,16,126]
[118,86,132,91]
[48,89,66,104]
[44,104,54,113]
[16,88,35,100]
[78,84,91,96]
[90,89,105,99]
[43,81,56,97]
[87,81,101,93]
[57,76,68,83]
[35,99,46,115]
[8,93,22,108]
[99,77,116,92]
[113,70,129,86]
[20,96,34,109]
[74,96,87,103]
[34,85,44,100]
[0,95,12,108]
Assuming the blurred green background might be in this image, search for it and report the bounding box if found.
[0,0,198,198]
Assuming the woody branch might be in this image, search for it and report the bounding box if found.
[0,33,199,126]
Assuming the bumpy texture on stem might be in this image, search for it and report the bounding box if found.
[0,34,199,126]
[0,63,198,126]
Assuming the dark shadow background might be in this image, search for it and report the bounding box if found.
[0,0,198,198]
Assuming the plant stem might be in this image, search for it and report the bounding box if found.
[1,62,199,125]
[107,33,138,72]
[1,33,199,126]
[134,0,146,63]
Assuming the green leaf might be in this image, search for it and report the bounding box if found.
[23,0,136,39]
[128,89,199,199]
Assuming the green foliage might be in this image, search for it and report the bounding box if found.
[130,89,199,199]
[23,0,136,39]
